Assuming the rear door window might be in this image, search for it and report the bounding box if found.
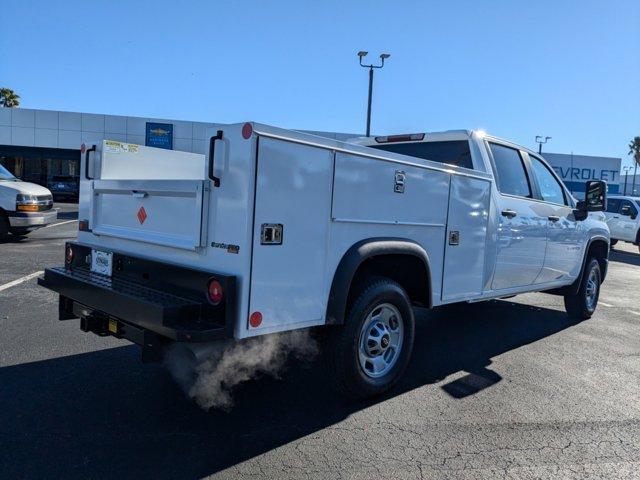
[370,140,473,169]
[488,143,532,198]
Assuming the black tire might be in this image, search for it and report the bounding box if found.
[9,228,30,238]
[564,258,601,320]
[0,212,9,241]
[610,239,618,248]
[325,277,415,400]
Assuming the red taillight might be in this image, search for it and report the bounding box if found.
[78,219,89,231]
[242,122,253,139]
[249,311,262,328]
[207,279,223,305]
[374,133,425,143]
[65,245,74,265]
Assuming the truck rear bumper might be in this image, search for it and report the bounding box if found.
[38,244,236,345]
[8,209,58,228]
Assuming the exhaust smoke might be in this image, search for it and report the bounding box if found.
[165,329,318,411]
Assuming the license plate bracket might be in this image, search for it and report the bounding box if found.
[91,249,113,277]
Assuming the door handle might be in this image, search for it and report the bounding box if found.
[548,215,560,222]
[501,209,517,218]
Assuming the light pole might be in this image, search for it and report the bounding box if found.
[535,135,552,154]
[622,166,631,195]
[358,51,390,137]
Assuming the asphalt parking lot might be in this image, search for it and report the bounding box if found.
[1,205,639,479]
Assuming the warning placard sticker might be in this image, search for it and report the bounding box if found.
[104,140,139,154]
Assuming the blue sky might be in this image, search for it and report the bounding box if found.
[1,0,638,166]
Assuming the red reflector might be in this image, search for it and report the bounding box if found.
[65,245,74,264]
[374,133,425,143]
[78,220,89,231]
[249,311,262,328]
[137,206,147,225]
[207,279,223,305]
[242,122,253,139]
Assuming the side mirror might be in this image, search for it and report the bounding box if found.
[584,180,607,212]
[573,181,607,221]
[621,205,631,216]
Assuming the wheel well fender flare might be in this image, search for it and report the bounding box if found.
[325,238,432,325]
[563,235,609,295]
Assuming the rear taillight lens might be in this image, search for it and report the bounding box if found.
[78,220,89,231]
[207,279,223,305]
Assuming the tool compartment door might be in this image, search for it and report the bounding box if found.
[247,137,333,335]
[441,175,491,301]
[90,179,207,251]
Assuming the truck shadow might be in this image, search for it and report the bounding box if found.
[609,248,640,266]
[0,300,576,479]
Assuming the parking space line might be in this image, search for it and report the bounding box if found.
[630,311,640,316]
[40,220,77,229]
[600,301,614,307]
[0,271,44,292]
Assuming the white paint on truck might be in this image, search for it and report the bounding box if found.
[39,122,611,398]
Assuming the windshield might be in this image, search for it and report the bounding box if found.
[0,164,16,180]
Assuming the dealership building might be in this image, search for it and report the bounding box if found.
[0,107,621,197]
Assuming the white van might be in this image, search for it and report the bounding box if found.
[0,163,57,238]
[604,195,640,252]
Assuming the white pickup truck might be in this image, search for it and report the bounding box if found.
[0,164,57,239]
[604,195,640,253]
[39,124,610,399]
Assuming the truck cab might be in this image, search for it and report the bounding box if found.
[38,124,609,400]
[0,163,57,238]
[604,195,640,252]
[351,130,609,290]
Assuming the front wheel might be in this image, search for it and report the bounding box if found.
[325,277,415,400]
[0,215,11,241]
[564,258,601,320]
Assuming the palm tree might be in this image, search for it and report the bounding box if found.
[629,136,640,198]
[0,88,20,108]
[629,136,640,167]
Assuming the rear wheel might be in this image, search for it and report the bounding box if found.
[609,239,618,248]
[325,277,415,400]
[564,258,601,320]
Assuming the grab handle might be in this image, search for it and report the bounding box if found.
[208,130,223,187]
[84,144,97,180]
